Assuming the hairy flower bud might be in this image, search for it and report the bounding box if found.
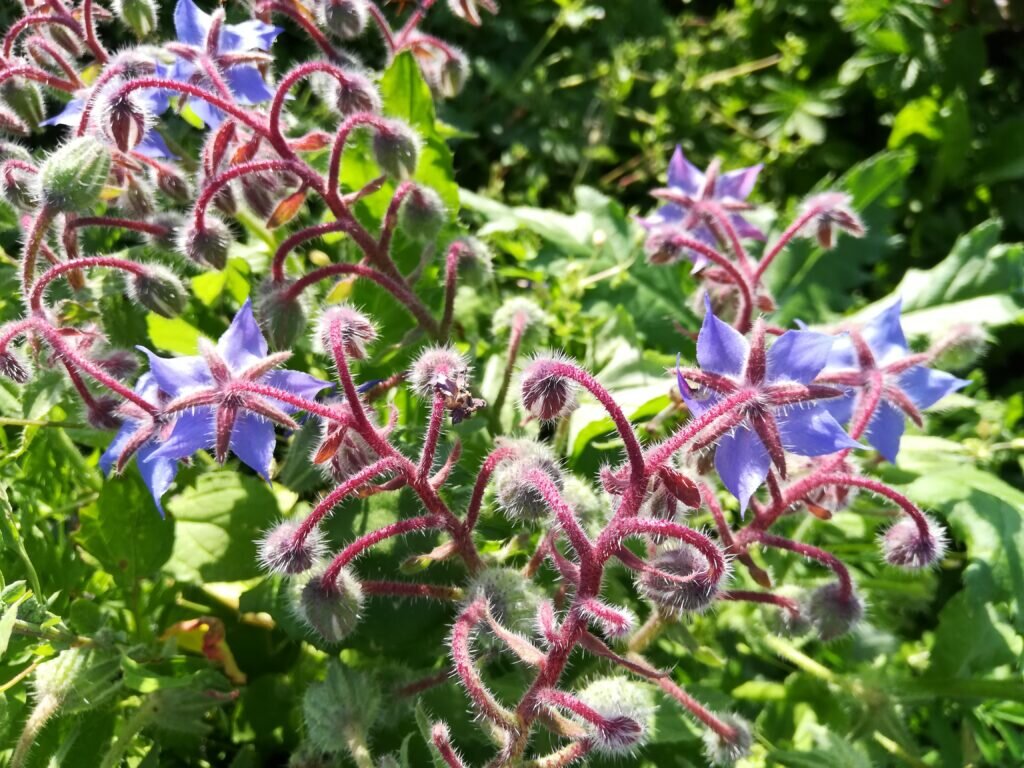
[94,348,138,380]
[799,192,865,249]
[493,455,563,522]
[438,50,470,98]
[398,185,446,242]
[1,80,44,133]
[36,136,112,213]
[255,279,307,350]
[804,582,863,641]
[313,399,378,482]
[882,514,947,569]
[576,678,655,756]
[155,167,192,204]
[129,265,187,318]
[85,395,123,430]
[179,214,232,269]
[372,120,420,180]
[258,520,326,575]
[702,713,753,766]
[0,107,30,136]
[1,163,35,209]
[492,297,547,341]
[295,567,364,644]
[112,0,158,37]
[320,0,369,39]
[466,567,543,640]
[333,71,381,116]
[317,304,378,360]
[0,351,30,383]
[409,346,469,397]
[520,355,579,421]
[929,323,988,371]
[636,544,727,615]
[101,91,150,152]
[147,212,183,251]
[446,0,499,26]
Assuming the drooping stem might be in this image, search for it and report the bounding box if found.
[491,311,527,429]
[417,392,446,479]
[321,514,445,584]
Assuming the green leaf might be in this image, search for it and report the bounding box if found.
[164,472,283,583]
[414,699,449,768]
[0,598,20,660]
[850,219,1023,337]
[146,313,203,355]
[76,475,174,586]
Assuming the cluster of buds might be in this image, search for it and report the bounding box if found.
[0,0,980,766]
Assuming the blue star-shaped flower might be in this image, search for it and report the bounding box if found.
[100,373,179,516]
[819,300,969,463]
[141,298,329,480]
[643,145,764,268]
[678,298,858,511]
[170,0,282,127]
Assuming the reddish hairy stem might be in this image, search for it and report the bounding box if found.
[259,1,337,61]
[491,311,526,425]
[464,445,517,533]
[113,79,268,136]
[755,199,832,280]
[450,598,516,727]
[657,677,738,741]
[524,468,595,568]
[751,531,853,598]
[30,256,149,312]
[294,457,402,545]
[721,589,800,616]
[417,392,446,479]
[322,514,445,582]
[663,232,755,331]
[270,221,349,282]
[362,580,461,602]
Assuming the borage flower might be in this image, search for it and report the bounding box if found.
[99,373,179,515]
[169,0,283,127]
[141,299,330,479]
[818,300,968,462]
[643,145,764,268]
[677,298,859,511]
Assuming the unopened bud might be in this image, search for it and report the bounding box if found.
[321,0,369,39]
[804,582,863,641]
[929,323,988,371]
[317,304,377,360]
[576,678,655,756]
[256,279,308,350]
[636,544,727,615]
[702,713,753,766]
[86,395,123,430]
[1,80,44,133]
[466,567,543,639]
[372,120,420,180]
[643,228,685,265]
[333,70,381,116]
[102,91,150,152]
[0,107,30,137]
[37,136,112,213]
[129,265,188,318]
[1,164,35,209]
[112,0,159,37]
[147,212,183,251]
[156,168,192,204]
[799,192,865,249]
[295,567,364,644]
[446,0,499,26]
[520,355,579,421]
[882,514,947,569]
[179,214,232,270]
[93,348,138,380]
[450,236,493,284]
[438,51,469,98]
[493,455,563,522]
[398,185,445,242]
[0,351,29,383]
[258,520,325,576]
[492,297,547,340]
[117,175,155,218]
[409,346,469,398]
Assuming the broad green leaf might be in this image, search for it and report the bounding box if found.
[928,590,1021,678]
[146,313,203,355]
[76,475,174,586]
[165,472,282,583]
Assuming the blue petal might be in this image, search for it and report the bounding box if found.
[220,19,282,52]
[230,412,275,480]
[821,389,856,425]
[173,0,211,47]
[41,97,84,127]
[217,298,269,371]
[824,332,857,370]
[766,330,834,384]
[188,97,224,129]
[730,212,765,241]
[147,409,214,460]
[666,145,704,196]
[862,300,908,365]
[136,130,175,159]
[225,66,274,105]
[100,424,135,475]
[715,426,770,514]
[136,442,178,518]
[866,400,905,464]
[697,295,748,378]
[138,347,212,396]
[777,404,860,457]
[263,369,331,414]
[898,366,969,410]
[716,164,762,201]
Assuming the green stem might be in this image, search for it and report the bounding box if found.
[0,417,87,428]
[344,724,376,768]
[0,484,44,601]
[99,698,158,768]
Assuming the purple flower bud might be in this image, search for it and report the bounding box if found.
[798,192,865,249]
[86,395,124,430]
[881,514,947,569]
[295,567,364,644]
[702,713,753,766]
[804,582,864,641]
[636,544,728,615]
[334,71,381,116]
[520,355,579,421]
[155,168,192,204]
[493,455,563,522]
[398,186,446,242]
[112,0,158,38]
[320,0,369,39]
[93,349,139,380]
[147,212,184,251]
[0,352,30,384]
[36,136,112,213]
[372,120,420,180]
[101,91,151,152]
[576,678,655,756]
[317,305,378,360]
[313,404,378,483]
[643,228,686,265]
[239,173,280,220]
[117,175,156,218]
[410,346,470,398]
[179,214,233,270]
[128,265,188,318]
[258,520,326,575]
